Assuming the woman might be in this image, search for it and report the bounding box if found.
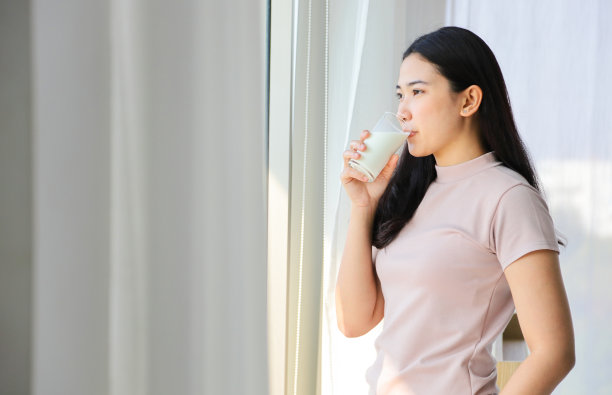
[336,27,575,394]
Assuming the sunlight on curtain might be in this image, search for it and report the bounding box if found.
[447,1,612,393]
[321,1,446,394]
[321,2,379,394]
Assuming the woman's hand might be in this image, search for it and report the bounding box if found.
[340,130,400,210]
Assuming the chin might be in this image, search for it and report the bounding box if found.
[406,144,431,158]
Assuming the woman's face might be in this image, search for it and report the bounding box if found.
[396,54,465,160]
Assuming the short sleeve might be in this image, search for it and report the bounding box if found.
[490,184,560,270]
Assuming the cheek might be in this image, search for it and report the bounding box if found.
[424,100,460,133]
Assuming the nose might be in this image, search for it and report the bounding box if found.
[397,104,411,125]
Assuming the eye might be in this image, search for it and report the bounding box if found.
[412,89,423,96]
[396,92,403,101]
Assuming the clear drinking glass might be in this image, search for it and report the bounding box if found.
[348,112,408,182]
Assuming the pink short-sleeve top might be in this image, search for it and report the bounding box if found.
[366,152,560,394]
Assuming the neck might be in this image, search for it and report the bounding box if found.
[434,119,485,166]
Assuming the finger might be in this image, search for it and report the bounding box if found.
[343,149,361,166]
[349,140,358,150]
[379,154,399,179]
[340,166,370,183]
[349,140,366,151]
[343,149,361,160]
[360,130,371,140]
[387,153,399,168]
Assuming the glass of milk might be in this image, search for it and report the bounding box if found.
[348,112,408,182]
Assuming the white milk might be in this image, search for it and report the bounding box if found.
[349,131,407,182]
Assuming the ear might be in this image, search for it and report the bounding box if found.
[460,85,483,117]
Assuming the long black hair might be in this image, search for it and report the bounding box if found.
[372,26,540,249]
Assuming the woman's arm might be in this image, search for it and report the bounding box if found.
[335,205,385,338]
[335,132,398,338]
[501,249,575,394]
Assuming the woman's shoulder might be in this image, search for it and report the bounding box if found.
[482,165,553,228]
[478,161,536,195]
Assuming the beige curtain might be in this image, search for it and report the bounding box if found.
[30,1,268,394]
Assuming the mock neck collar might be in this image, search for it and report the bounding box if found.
[434,152,499,183]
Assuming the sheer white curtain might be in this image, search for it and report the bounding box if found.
[447,1,612,392]
[31,1,268,395]
[320,1,446,394]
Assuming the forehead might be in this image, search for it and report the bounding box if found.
[397,53,442,85]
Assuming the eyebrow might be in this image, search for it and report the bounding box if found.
[396,80,429,89]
